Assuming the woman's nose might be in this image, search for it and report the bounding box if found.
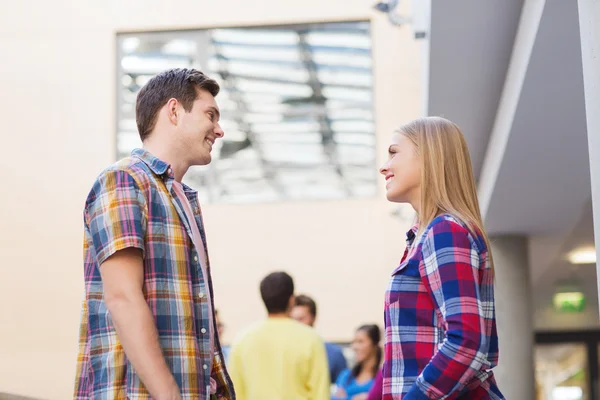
[379,163,388,175]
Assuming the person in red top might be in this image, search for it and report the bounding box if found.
[366,369,383,400]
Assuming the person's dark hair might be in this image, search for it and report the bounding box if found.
[350,324,382,381]
[135,68,220,141]
[260,272,294,314]
[294,294,317,318]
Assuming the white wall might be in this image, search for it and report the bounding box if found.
[578,0,600,327]
[0,1,422,398]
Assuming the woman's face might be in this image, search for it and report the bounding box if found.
[379,133,421,205]
[351,329,376,363]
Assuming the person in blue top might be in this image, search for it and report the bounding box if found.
[292,294,348,383]
[332,325,382,400]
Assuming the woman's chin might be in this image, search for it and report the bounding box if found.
[386,190,405,203]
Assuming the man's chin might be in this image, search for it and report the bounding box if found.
[191,153,212,166]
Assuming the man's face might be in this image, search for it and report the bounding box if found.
[291,305,315,327]
[177,89,224,166]
[215,313,224,337]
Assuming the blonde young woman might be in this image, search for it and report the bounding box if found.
[379,117,505,399]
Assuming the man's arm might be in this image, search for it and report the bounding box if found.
[101,248,181,400]
[308,337,330,400]
[87,169,180,400]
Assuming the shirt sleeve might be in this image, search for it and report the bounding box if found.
[86,169,147,265]
[406,219,490,399]
[308,337,331,400]
[334,368,350,388]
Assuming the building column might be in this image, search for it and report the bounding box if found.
[490,235,535,400]
[578,0,600,317]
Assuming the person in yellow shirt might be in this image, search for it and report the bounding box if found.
[228,271,330,400]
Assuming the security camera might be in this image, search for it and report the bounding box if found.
[372,0,409,27]
[372,0,430,39]
[373,1,393,13]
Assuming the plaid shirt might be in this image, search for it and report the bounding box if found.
[74,148,235,400]
[383,215,504,399]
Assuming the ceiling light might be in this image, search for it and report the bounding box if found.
[567,247,596,264]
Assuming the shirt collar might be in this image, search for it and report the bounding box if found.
[131,148,170,176]
[406,224,418,243]
[131,148,198,196]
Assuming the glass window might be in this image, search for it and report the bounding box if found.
[535,343,589,400]
[116,22,376,204]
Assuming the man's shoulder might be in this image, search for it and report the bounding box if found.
[232,320,265,344]
[91,156,155,190]
[84,157,157,211]
[109,156,154,184]
[325,341,344,354]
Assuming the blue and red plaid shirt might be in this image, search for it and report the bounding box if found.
[383,214,504,399]
[74,148,235,399]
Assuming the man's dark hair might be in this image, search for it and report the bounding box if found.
[294,294,317,318]
[135,68,220,141]
[260,272,294,314]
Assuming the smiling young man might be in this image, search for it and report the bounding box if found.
[74,68,235,400]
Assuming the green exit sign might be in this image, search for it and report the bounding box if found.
[553,291,586,313]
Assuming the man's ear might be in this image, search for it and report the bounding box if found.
[166,98,179,125]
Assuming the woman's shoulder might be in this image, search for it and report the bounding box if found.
[419,214,485,250]
[336,368,352,385]
[339,368,352,379]
[422,214,477,238]
[427,213,464,229]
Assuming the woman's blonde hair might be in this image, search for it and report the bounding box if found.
[397,116,493,267]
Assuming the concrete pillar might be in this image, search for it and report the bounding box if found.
[577,0,600,319]
[491,235,535,400]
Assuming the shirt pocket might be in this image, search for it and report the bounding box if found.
[392,256,421,278]
[387,258,422,307]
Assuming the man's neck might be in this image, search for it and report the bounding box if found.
[267,312,289,319]
[143,139,189,182]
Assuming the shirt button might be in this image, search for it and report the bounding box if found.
[168,168,172,174]
[201,328,207,334]
[198,292,205,298]
[203,364,208,370]
[194,255,198,262]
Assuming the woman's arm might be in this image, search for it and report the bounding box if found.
[406,219,491,399]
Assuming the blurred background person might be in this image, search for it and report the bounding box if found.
[291,294,348,384]
[332,324,382,400]
[215,309,230,362]
[228,272,330,400]
[366,369,383,400]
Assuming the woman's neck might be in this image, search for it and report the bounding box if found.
[357,356,378,381]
